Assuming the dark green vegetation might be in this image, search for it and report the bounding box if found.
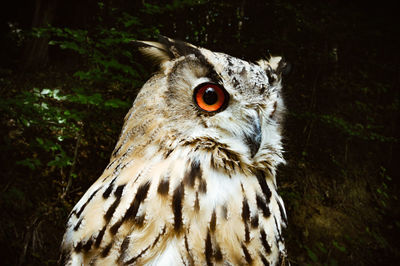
[0,0,398,265]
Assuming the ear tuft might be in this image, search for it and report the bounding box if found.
[257,56,290,76]
[276,58,291,76]
[132,40,173,64]
[132,36,200,65]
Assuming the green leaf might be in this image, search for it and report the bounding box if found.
[36,137,44,145]
[16,158,42,170]
[41,89,51,95]
[305,246,318,262]
[316,242,327,254]
[104,98,130,108]
[47,151,72,168]
[21,118,31,127]
[41,102,49,110]
[88,93,103,105]
[332,240,346,252]
[330,258,339,266]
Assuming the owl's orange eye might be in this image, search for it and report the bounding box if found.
[193,83,229,112]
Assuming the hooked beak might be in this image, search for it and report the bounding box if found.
[243,116,262,158]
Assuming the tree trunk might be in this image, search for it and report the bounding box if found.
[22,0,57,70]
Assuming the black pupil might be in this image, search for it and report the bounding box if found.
[203,87,218,105]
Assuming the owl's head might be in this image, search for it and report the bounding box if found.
[119,37,288,172]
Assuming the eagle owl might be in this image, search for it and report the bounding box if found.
[60,36,288,265]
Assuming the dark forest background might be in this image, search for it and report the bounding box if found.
[0,0,399,265]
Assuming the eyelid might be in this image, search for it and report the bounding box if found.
[191,78,212,91]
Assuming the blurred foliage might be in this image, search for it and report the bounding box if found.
[0,0,399,265]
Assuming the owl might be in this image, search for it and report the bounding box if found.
[60,36,289,265]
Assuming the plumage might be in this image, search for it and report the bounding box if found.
[60,36,289,265]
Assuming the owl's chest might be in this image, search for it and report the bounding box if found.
[63,154,285,265]
[123,169,284,265]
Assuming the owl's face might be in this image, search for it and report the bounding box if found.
[125,37,287,169]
